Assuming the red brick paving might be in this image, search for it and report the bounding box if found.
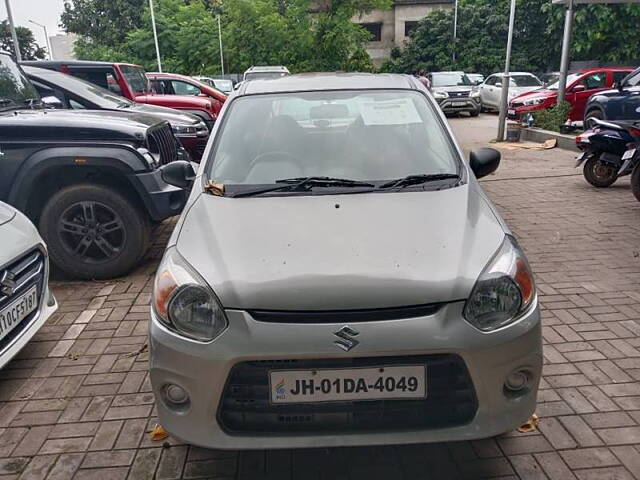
[1,130,640,478]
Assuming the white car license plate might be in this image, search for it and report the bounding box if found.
[508,109,516,115]
[0,285,38,343]
[453,101,466,107]
[269,365,426,404]
[622,148,636,160]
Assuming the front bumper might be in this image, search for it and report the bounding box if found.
[128,169,188,222]
[149,301,542,449]
[508,104,547,120]
[436,98,480,114]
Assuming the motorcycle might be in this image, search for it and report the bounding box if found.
[621,142,640,202]
[575,119,640,188]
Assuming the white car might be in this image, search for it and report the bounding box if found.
[479,72,543,112]
[0,201,57,370]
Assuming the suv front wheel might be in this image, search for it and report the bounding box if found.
[39,184,151,279]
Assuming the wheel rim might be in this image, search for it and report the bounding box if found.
[593,163,615,180]
[57,201,126,264]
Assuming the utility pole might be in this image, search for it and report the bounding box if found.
[149,0,162,72]
[217,15,224,76]
[452,0,458,63]
[4,0,21,62]
[497,0,516,141]
[557,0,575,105]
[28,20,53,60]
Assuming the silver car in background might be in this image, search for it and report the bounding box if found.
[0,202,57,370]
[150,73,542,449]
[479,72,543,112]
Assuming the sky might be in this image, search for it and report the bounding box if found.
[0,0,66,51]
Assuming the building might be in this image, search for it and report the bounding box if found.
[353,0,454,65]
[48,33,78,61]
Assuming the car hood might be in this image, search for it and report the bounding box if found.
[512,88,554,102]
[176,184,506,310]
[135,93,213,109]
[0,108,162,142]
[0,202,16,227]
[508,86,541,97]
[128,103,203,126]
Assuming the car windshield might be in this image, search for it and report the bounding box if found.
[121,65,149,95]
[547,73,582,90]
[27,69,132,108]
[245,72,288,81]
[208,90,459,189]
[431,73,472,87]
[0,54,40,110]
[510,75,542,87]
[623,69,640,87]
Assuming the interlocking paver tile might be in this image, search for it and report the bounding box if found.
[2,118,640,478]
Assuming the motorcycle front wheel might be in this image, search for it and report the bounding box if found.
[631,165,640,202]
[583,156,618,188]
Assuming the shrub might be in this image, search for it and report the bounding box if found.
[532,102,572,132]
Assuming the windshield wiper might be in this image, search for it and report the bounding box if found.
[378,173,460,190]
[231,176,375,198]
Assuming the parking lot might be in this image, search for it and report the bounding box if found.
[1,113,640,480]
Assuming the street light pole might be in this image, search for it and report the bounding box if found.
[4,0,21,62]
[497,0,516,141]
[452,0,458,63]
[557,0,575,105]
[149,0,162,72]
[217,15,224,76]
[28,20,53,60]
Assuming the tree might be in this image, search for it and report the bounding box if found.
[0,21,47,60]
[383,0,640,76]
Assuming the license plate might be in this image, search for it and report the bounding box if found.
[269,365,426,404]
[453,101,466,107]
[0,285,38,343]
[508,109,516,115]
[622,148,636,160]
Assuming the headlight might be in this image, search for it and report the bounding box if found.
[463,236,536,332]
[172,124,198,136]
[523,98,545,106]
[137,147,158,169]
[470,90,480,98]
[153,247,228,342]
[433,91,448,99]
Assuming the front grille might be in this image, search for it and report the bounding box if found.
[248,304,442,324]
[0,249,45,353]
[147,122,178,165]
[219,354,477,434]
[449,91,470,98]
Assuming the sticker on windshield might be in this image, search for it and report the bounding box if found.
[358,97,422,126]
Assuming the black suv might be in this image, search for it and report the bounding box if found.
[584,67,640,125]
[0,52,187,279]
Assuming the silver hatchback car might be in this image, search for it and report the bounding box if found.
[150,73,542,449]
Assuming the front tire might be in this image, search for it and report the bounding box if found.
[39,184,151,279]
[470,108,480,117]
[631,165,640,202]
[583,156,618,188]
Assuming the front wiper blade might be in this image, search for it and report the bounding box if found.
[378,173,460,190]
[231,176,374,198]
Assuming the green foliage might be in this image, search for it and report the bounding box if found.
[533,102,572,132]
[383,0,640,76]
[62,0,391,75]
[0,21,47,60]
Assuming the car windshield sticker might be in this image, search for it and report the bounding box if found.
[358,97,422,126]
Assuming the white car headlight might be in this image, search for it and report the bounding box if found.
[470,90,480,98]
[433,91,448,99]
[463,236,536,332]
[153,247,228,342]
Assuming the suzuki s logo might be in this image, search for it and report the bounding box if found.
[333,326,360,351]
[0,270,17,296]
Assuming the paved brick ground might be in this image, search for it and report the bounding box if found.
[2,116,640,479]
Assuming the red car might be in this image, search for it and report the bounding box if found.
[147,72,227,104]
[508,67,634,122]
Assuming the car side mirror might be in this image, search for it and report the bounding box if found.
[470,148,501,179]
[571,84,586,93]
[159,160,196,189]
[41,95,63,109]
